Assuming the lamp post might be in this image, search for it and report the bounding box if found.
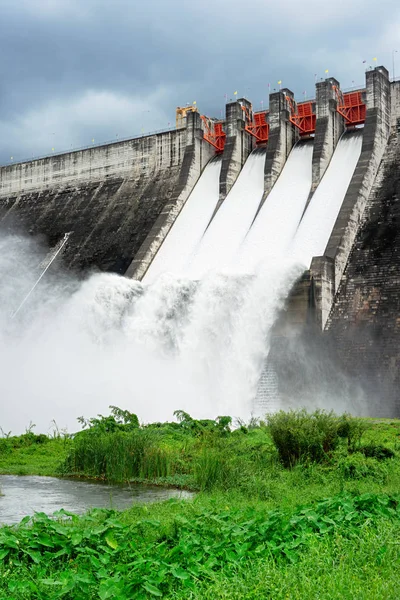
[393,49,398,81]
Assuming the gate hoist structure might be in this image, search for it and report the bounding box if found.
[286,97,316,136]
[200,116,226,153]
[241,106,269,144]
[333,87,366,126]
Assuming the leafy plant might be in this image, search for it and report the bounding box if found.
[357,443,395,460]
[338,453,389,483]
[337,413,367,450]
[267,409,340,467]
[0,492,399,598]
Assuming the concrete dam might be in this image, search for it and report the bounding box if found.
[1,65,400,430]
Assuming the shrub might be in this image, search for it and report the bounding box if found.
[338,453,389,483]
[337,414,367,450]
[267,409,340,467]
[357,443,395,461]
[0,439,12,455]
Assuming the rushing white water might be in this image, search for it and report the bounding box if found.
[144,158,222,284]
[0,235,299,433]
[236,140,313,273]
[290,131,363,264]
[185,149,266,279]
[0,130,364,433]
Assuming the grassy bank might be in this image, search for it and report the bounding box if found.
[1,491,399,598]
[0,433,72,477]
[1,409,400,598]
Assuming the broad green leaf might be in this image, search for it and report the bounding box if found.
[53,548,69,558]
[171,566,190,580]
[98,583,121,600]
[37,534,54,547]
[143,582,163,597]
[71,533,83,546]
[105,533,119,550]
[24,550,41,563]
[40,579,63,586]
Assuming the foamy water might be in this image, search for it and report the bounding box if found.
[0,132,363,433]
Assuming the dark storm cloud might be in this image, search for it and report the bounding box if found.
[0,0,399,163]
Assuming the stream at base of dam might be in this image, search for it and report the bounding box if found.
[0,475,193,526]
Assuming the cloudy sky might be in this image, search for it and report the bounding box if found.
[0,0,399,164]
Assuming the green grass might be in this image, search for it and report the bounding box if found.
[1,410,400,598]
[0,438,72,476]
[0,491,399,599]
[177,518,400,599]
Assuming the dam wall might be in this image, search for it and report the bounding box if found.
[269,74,400,416]
[325,128,400,415]
[0,121,212,273]
[0,129,185,197]
[310,66,391,329]
[219,98,253,203]
[0,73,348,280]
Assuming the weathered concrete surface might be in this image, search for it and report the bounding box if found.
[218,99,253,202]
[309,256,335,330]
[265,77,400,417]
[325,129,400,416]
[125,112,214,280]
[271,270,315,336]
[391,79,400,131]
[325,67,391,296]
[262,89,297,204]
[0,128,197,274]
[299,67,392,329]
[311,77,345,192]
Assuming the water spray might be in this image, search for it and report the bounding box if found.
[11,232,71,319]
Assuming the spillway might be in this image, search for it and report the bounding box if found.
[185,149,266,279]
[143,157,222,284]
[255,130,364,413]
[236,140,313,273]
[290,131,363,265]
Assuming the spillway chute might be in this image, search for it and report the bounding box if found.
[290,130,363,267]
[143,157,222,285]
[185,148,267,280]
[235,140,313,274]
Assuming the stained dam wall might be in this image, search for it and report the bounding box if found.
[269,71,400,417]
[0,114,213,273]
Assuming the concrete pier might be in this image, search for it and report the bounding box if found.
[218,99,253,202]
[262,89,298,203]
[311,77,344,192]
[291,67,392,330]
